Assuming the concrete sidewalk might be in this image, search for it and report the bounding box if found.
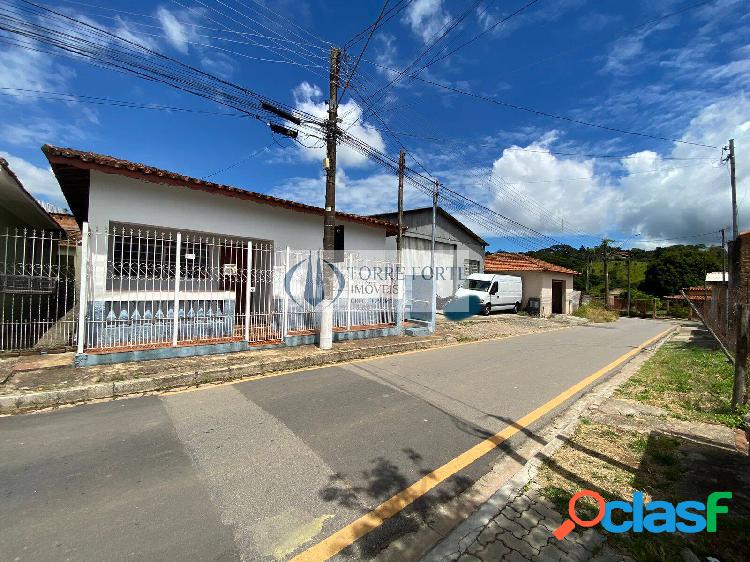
[0,314,575,414]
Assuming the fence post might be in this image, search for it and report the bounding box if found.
[652,298,657,319]
[244,241,253,342]
[75,222,90,355]
[282,245,289,339]
[733,303,749,409]
[172,232,182,347]
[346,253,353,331]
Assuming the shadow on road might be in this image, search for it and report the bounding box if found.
[318,448,473,559]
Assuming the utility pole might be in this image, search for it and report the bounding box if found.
[430,180,439,332]
[729,139,738,240]
[585,252,590,293]
[397,150,405,254]
[722,227,729,334]
[319,46,340,350]
[603,239,610,309]
[626,252,631,317]
[396,149,405,333]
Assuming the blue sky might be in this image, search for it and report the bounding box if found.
[1,0,749,251]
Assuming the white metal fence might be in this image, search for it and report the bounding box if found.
[76,225,399,354]
[0,225,400,355]
[282,249,398,334]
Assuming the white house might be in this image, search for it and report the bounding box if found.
[484,252,579,317]
[43,145,399,363]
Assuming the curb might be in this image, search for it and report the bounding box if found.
[0,336,452,415]
[421,327,678,562]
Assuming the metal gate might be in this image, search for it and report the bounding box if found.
[0,228,79,352]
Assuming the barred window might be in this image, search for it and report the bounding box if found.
[109,229,209,279]
[464,259,480,276]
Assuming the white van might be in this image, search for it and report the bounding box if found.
[454,273,522,316]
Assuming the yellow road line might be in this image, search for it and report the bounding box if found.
[291,327,673,562]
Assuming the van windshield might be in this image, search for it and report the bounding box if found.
[463,279,491,291]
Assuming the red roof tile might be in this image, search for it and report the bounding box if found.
[42,145,398,234]
[484,252,579,275]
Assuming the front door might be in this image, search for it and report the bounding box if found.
[551,280,564,314]
[220,243,248,317]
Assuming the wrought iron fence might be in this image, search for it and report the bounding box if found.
[0,224,400,355]
[0,228,78,352]
[76,225,398,354]
[81,226,280,352]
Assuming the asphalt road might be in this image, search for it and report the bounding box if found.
[0,318,669,561]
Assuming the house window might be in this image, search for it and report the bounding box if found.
[110,227,209,279]
[464,259,480,276]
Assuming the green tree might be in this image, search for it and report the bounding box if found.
[639,245,723,296]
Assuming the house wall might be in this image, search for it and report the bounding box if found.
[490,270,575,317]
[87,171,388,252]
[397,209,486,269]
[84,171,390,305]
[381,209,485,301]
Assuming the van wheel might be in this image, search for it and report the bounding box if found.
[481,303,492,316]
[513,302,520,313]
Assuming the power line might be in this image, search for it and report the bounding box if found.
[0,86,253,116]
[629,230,724,244]
[419,0,543,71]
[339,0,390,103]
[202,140,275,179]
[0,0,324,127]
[398,72,720,149]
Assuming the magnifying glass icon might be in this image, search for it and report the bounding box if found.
[553,490,606,540]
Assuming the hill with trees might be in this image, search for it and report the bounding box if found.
[519,243,724,297]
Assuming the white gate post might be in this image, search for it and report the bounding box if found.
[171,232,182,347]
[75,222,90,354]
[282,245,290,339]
[244,241,253,342]
[346,253,352,331]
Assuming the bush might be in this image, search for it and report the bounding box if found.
[574,301,619,323]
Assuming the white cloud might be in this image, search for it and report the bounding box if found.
[0,151,67,207]
[374,34,399,79]
[0,118,87,148]
[157,7,193,54]
[272,169,428,216]
[403,0,452,44]
[484,95,750,243]
[292,81,386,168]
[0,46,75,98]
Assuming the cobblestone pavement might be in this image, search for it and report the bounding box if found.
[424,481,629,562]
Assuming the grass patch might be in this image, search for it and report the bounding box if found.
[616,342,747,428]
[574,302,619,323]
[538,421,750,562]
[538,423,688,561]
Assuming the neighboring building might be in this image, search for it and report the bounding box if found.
[43,145,399,360]
[371,207,488,311]
[0,159,78,351]
[705,271,728,283]
[483,252,579,317]
[0,157,60,232]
